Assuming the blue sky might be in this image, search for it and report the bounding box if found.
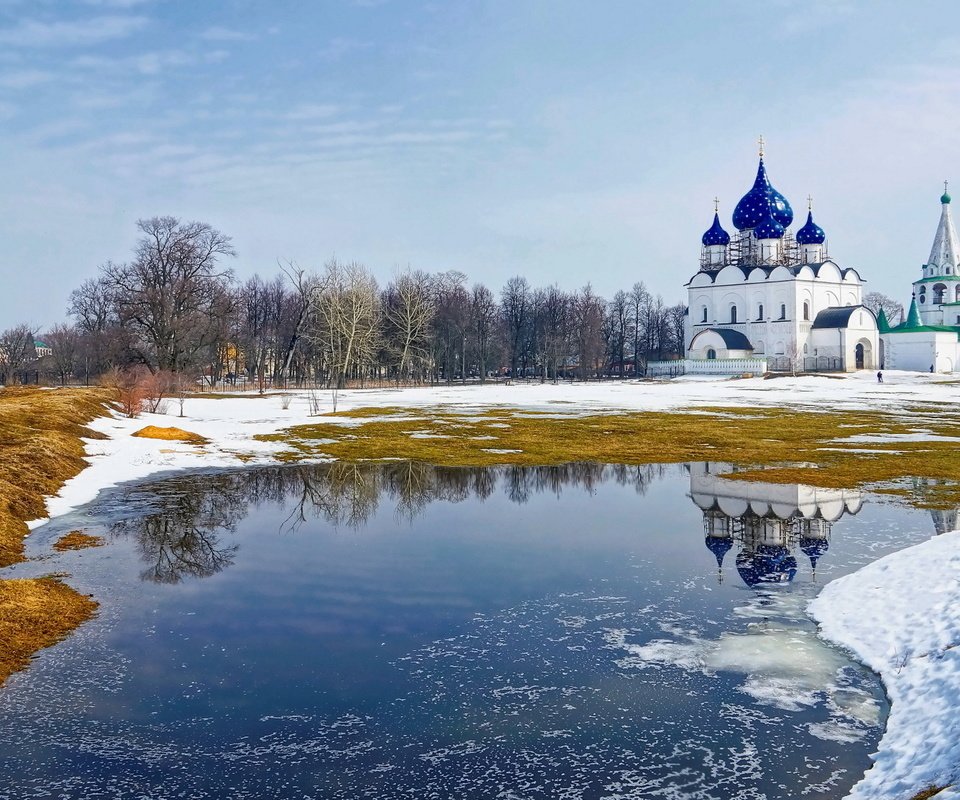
[1,0,959,326]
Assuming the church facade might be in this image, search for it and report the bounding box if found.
[879,187,960,373]
[683,148,879,372]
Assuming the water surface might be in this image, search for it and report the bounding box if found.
[0,462,942,799]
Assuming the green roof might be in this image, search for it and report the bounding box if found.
[876,307,891,333]
[905,296,922,327]
[887,325,960,334]
[915,275,960,283]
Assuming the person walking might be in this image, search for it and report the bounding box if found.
[877,370,883,383]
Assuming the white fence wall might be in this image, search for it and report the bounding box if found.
[646,358,769,377]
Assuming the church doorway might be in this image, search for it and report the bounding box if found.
[854,338,873,370]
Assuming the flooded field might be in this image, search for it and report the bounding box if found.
[0,461,941,799]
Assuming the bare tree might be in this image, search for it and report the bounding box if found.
[469,283,497,383]
[665,303,688,359]
[863,291,904,325]
[103,217,236,372]
[629,282,650,376]
[501,276,531,378]
[0,325,36,384]
[572,285,605,380]
[385,269,434,384]
[45,324,81,385]
[308,260,380,389]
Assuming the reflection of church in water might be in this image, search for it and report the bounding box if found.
[689,462,864,587]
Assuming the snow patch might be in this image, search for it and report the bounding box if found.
[810,528,960,799]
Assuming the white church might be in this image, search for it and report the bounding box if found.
[683,143,880,372]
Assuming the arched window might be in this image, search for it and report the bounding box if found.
[956,285,960,302]
[803,302,810,321]
[934,284,947,304]
[706,348,717,360]
[730,306,738,324]
[757,303,764,320]
[779,303,787,320]
[701,306,708,323]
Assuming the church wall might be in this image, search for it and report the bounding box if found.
[881,331,960,373]
[685,266,866,360]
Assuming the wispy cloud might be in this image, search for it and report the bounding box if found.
[81,0,152,7]
[200,26,255,42]
[0,68,55,89]
[0,15,149,47]
[284,103,341,121]
[319,37,371,61]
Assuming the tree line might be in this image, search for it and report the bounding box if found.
[0,216,689,388]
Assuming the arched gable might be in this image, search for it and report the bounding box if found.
[814,261,842,282]
[715,265,748,285]
[768,265,792,281]
[688,272,714,288]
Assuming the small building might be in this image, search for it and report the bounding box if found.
[880,187,960,373]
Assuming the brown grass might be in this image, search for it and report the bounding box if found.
[257,404,960,507]
[0,576,98,680]
[0,386,112,686]
[0,387,114,567]
[53,531,104,551]
[132,425,208,444]
[910,787,951,800]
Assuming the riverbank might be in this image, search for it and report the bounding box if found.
[0,387,111,684]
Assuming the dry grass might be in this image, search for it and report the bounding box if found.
[258,404,960,507]
[0,387,114,567]
[910,787,951,800]
[132,425,208,444]
[0,386,112,686]
[0,576,97,681]
[53,531,104,551]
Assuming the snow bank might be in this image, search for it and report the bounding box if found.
[809,528,960,799]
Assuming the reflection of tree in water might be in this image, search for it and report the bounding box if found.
[113,462,671,582]
[112,482,244,583]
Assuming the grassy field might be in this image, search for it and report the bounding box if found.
[0,386,112,685]
[258,403,960,508]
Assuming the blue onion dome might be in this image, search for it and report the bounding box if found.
[736,545,798,587]
[752,201,786,240]
[701,212,730,246]
[796,210,826,245]
[732,158,794,230]
[800,536,829,569]
[705,535,733,567]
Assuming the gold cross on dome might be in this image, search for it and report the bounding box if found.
[713,196,719,213]
[758,134,765,158]
[945,180,950,194]
[807,194,813,211]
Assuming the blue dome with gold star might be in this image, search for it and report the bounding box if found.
[732,158,794,231]
[796,210,826,245]
[701,212,731,246]
[753,201,786,240]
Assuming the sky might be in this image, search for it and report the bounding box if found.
[1,0,960,327]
